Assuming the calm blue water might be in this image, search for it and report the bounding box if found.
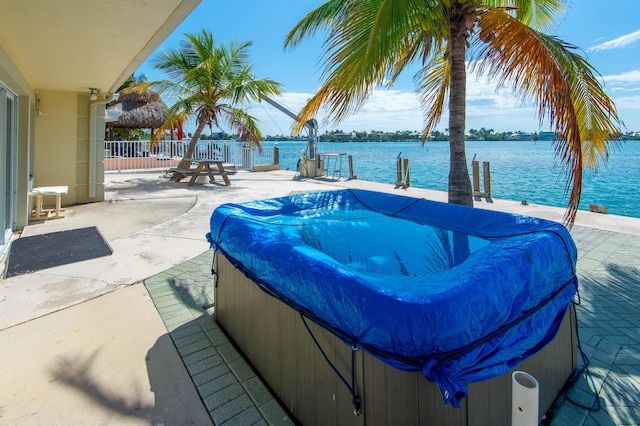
[264,140,640,219]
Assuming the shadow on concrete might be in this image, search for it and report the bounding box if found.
[49,349,152,419]
[106,176,242,200]
[49,329,213,424]
[47,261,217,424]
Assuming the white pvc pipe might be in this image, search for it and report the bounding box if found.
[511,371,539,426]
[89,103,97,198]
[88,93,113,198]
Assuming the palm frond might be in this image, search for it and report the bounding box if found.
[482,0,568,30]
[219,106,264,146]
[121,81,150,95]
[415,48,450,141]
[473,7,622,226]
[285,0,353,48]
[151,110,189,144]
[287,0,449,132]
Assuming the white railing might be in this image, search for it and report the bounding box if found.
[104,140,277,173]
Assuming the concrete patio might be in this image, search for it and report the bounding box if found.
[0,170,638,425]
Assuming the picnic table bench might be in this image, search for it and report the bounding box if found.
[171,159,236,186]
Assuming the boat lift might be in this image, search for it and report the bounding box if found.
[261,96,322,177]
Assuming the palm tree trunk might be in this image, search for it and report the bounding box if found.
[447,5,473,208]
[178,119,207,169]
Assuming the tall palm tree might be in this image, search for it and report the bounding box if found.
[285,0,622,227]
[147,29,282,169]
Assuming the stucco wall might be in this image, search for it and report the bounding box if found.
[34,91,78,205]
[33,91,106,206]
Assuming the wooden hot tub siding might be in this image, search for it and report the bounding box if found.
[214,254,577,426]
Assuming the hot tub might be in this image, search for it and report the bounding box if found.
[208,189,577,423]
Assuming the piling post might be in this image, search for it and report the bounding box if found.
[396,158,403,186]
[483,161,491,198]
[472,160,491,198]
[348,155,356,180]
[403,158,411,188]
[472,160,480,193]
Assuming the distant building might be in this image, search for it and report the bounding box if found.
[508,132,535,141]
[368,131,385,139]
[539,131,556,140]
[334,132,352,141]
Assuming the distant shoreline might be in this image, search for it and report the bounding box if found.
[264,138,640,143]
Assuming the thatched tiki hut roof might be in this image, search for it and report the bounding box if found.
[106,89,167,139]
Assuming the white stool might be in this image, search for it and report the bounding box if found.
[30,186,68,220]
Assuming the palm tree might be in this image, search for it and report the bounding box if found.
[146,29,282,169]
[285,0,622,227]
[150,111,187,156]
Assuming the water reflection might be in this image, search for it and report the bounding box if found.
[298,210,487,277]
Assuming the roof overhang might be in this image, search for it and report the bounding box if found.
[0,0,201,95]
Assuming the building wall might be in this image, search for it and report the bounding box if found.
[33,91,106,206]
[34,91,77,205]
[0,70,108,248]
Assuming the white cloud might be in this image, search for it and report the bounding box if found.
[603,69,640,84]
[248,65,640,136]
[589,70,640,130]
[251,76,544,135]
[589,29,640,51]
[360,90,420,113]
[611,94,640,110]
[467,74,523,108]
[252,90,424,135]
[609,94,640,131]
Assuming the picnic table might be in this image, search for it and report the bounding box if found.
[171,159,236,186]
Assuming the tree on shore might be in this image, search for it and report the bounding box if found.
[137,29,282,168]
[285,0,622,227]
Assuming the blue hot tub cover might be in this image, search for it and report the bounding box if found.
[207,189,577,407]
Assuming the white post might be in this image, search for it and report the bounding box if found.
[89,103,97,198]
[511,371,539,426]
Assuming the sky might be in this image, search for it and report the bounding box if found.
[136,0,640,137]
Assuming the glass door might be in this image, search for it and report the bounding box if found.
[0,83,17,254]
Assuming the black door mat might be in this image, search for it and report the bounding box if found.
[4,226,113,278]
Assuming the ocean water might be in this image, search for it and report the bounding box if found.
[264,140,640,219]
